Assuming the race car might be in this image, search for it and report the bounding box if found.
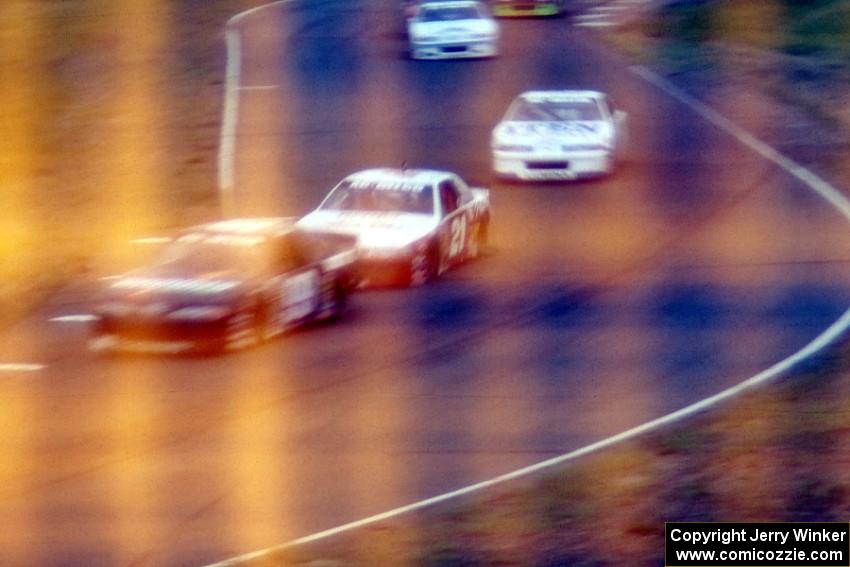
[402,0,427,19]
[489,0,568,17]
[492,90,628,181]
[297,168,490,286]
[408,1,499,60]
[89,218,358,354]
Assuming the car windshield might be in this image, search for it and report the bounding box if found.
[154,233,269,274]
[507,98,603,121]
[321,180,434,214]
[418,5,482,21]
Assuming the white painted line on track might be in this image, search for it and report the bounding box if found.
[218,27,241,217]
[630,65,850,216]
[49,314,97,323]
[0,363,46,372]
[219,0,291,218]
[208,8,850,567]
[576,21,617,27]
[131,236,172,245]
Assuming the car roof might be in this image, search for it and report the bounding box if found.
[343,168,452,187]
[519,90,606,102]
[191,217,298,239]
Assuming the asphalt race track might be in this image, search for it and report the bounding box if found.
[2,1,850,565]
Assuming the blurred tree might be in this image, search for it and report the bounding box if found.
[715,0,784,49]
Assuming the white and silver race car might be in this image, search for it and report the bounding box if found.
[297,169,491,286]
[492,90,628,181]
[408,1,499,60]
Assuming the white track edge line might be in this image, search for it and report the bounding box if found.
[209,310,850,566]
[208,13,850,567]
[218,0,292,217]
[0,363,46,372]
[218,26,240,217]
[630,65,850,215]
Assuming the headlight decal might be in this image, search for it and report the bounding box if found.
[496,144,534,152]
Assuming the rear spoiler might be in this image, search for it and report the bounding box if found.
[322,248,358,272]
[293,228,359,269]
[297,229,358,250]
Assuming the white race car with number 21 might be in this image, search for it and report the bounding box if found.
[297,168,491,286]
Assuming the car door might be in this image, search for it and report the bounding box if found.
[270,234,322,328]
[438,179,469,268]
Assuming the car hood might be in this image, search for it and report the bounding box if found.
[298,210,438,249]
[101,267,246,308]
[494,120,612,146]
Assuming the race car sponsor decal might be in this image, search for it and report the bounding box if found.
[177,233,265,247]
[505,121,601,136]
[111,277,239,294]
[348,180,426,192]
[308,211,437,233]
[448,215,467,258]
[523,93,597,103]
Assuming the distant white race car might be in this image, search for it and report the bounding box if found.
[297,168,491,286]
[488,0,568,18]
[492,90,629,181]
[408,1,499,60]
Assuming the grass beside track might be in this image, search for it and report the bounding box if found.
[606,0,850,174]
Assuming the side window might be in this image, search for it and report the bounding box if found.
[452,176,472,205]
[439,181,460,217]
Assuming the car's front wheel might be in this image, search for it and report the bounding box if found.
[410,242,439,286]
[224,306,262,351]
[259,295,287,341]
